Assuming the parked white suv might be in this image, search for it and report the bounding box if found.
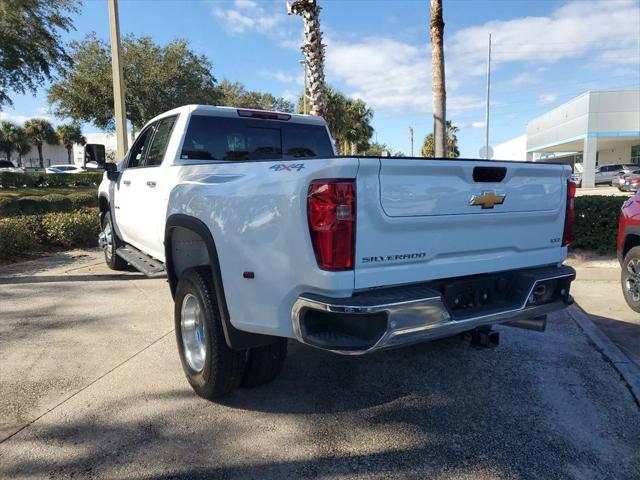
[98,105,576,399]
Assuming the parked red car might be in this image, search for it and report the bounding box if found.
[618,194,640,312]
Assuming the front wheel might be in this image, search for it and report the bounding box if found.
[175,267,247,399]
[101,211,127,270]
[621,247,640,313]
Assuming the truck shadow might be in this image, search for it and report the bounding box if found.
[3,321,639,480]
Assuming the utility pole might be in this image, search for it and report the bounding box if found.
[483,33,492,160]
[108,0,128,160]
[299,59,308,115]
[409,126,414,157]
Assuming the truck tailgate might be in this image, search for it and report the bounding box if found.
[354,158,570,290]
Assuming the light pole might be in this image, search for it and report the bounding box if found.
[299,59,308,115]
[108,0,128,160]
[483,33,492,160]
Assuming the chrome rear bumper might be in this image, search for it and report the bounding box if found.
[291,265,575,355]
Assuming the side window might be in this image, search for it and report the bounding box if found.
[144,116,177,167]
[126,124,155,169]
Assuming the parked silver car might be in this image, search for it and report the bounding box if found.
[596,164,637,186]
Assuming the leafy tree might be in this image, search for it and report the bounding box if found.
[0,0,78,106]
[217,80,294,112]
[421,121,460,158]
[24,118,58,168]
[48,34,222,131]
[300,86,374,155]
[362,142,405,157]
[56,123,86,163]
[0,121,19,161]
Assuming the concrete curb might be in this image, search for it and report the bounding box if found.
[568,305,640,405]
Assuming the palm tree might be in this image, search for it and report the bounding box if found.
[14,128,31,164]
[421,121,459,158]
[0,121,19,162]
[56,123,86,164]
[288,0,327,117]
[345,100,373,155]
[24,118,58,168]
[430,0,447,157]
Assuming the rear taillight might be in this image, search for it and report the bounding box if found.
[563,180,576,247]
[307,180,355,270]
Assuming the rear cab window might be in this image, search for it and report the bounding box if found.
[180,115,335,162]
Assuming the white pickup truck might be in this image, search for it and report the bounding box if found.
[98,105,576,399]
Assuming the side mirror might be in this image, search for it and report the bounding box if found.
[105,162,119,181]
[84,144,107,169]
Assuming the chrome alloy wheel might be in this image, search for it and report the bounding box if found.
[99,221,113,260]
[625,258,640,302]
[181,293,207,372]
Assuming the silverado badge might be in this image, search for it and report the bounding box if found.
[469,191,506,209]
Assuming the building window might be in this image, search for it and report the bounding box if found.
[631,145,640,165]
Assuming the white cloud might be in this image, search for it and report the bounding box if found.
[325,36,481,113]
[212,0,283,34]
[322,0,638,114]
[537,93,558,106]
[261,69,304,85]
[447,0,640,76]
[0,112,53,124]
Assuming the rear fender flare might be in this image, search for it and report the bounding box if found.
[165,214,278,350]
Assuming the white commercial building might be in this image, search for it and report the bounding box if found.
[493,90,640,187]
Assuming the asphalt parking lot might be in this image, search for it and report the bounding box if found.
[1,250,639,479]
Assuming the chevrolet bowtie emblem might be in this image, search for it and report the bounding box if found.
[469,191,506,209]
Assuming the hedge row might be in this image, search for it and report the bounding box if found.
[572,195,628,254]
[0,208,100,261]
[0,171,104,188]
[0,192,97,216]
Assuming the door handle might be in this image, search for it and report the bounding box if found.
[123,180,131,186]
[146,181,157,188]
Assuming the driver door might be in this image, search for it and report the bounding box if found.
[112,123,156,249]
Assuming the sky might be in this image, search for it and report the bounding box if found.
[1,0,639,157]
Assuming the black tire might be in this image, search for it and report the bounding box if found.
[621,246,640,313]
[174,266,247,399]
[101,211,127,270]
[242,338,288,388]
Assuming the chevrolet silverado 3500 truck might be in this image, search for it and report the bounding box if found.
[98,105,576,399]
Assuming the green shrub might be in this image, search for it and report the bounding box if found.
[0,172,38,188]
[572,195,627,254]
[42,194,73,213]
[16,196,49,215]
[0,216,40,261]
[67,192,98,209]
[0,197,19,216]
[0,171,103,188]
[41,209,100,247]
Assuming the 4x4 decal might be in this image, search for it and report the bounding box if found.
[270,163,305,172]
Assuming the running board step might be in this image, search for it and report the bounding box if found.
[116,246,166,278]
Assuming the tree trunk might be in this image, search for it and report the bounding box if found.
[430,0,446,158]
[37,144,43,169]
[289,0,327,117]
[67,146,72,164]
[4,151,11,162]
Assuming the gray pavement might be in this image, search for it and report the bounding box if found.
[567,254,640,368]
[1,250,639,479]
